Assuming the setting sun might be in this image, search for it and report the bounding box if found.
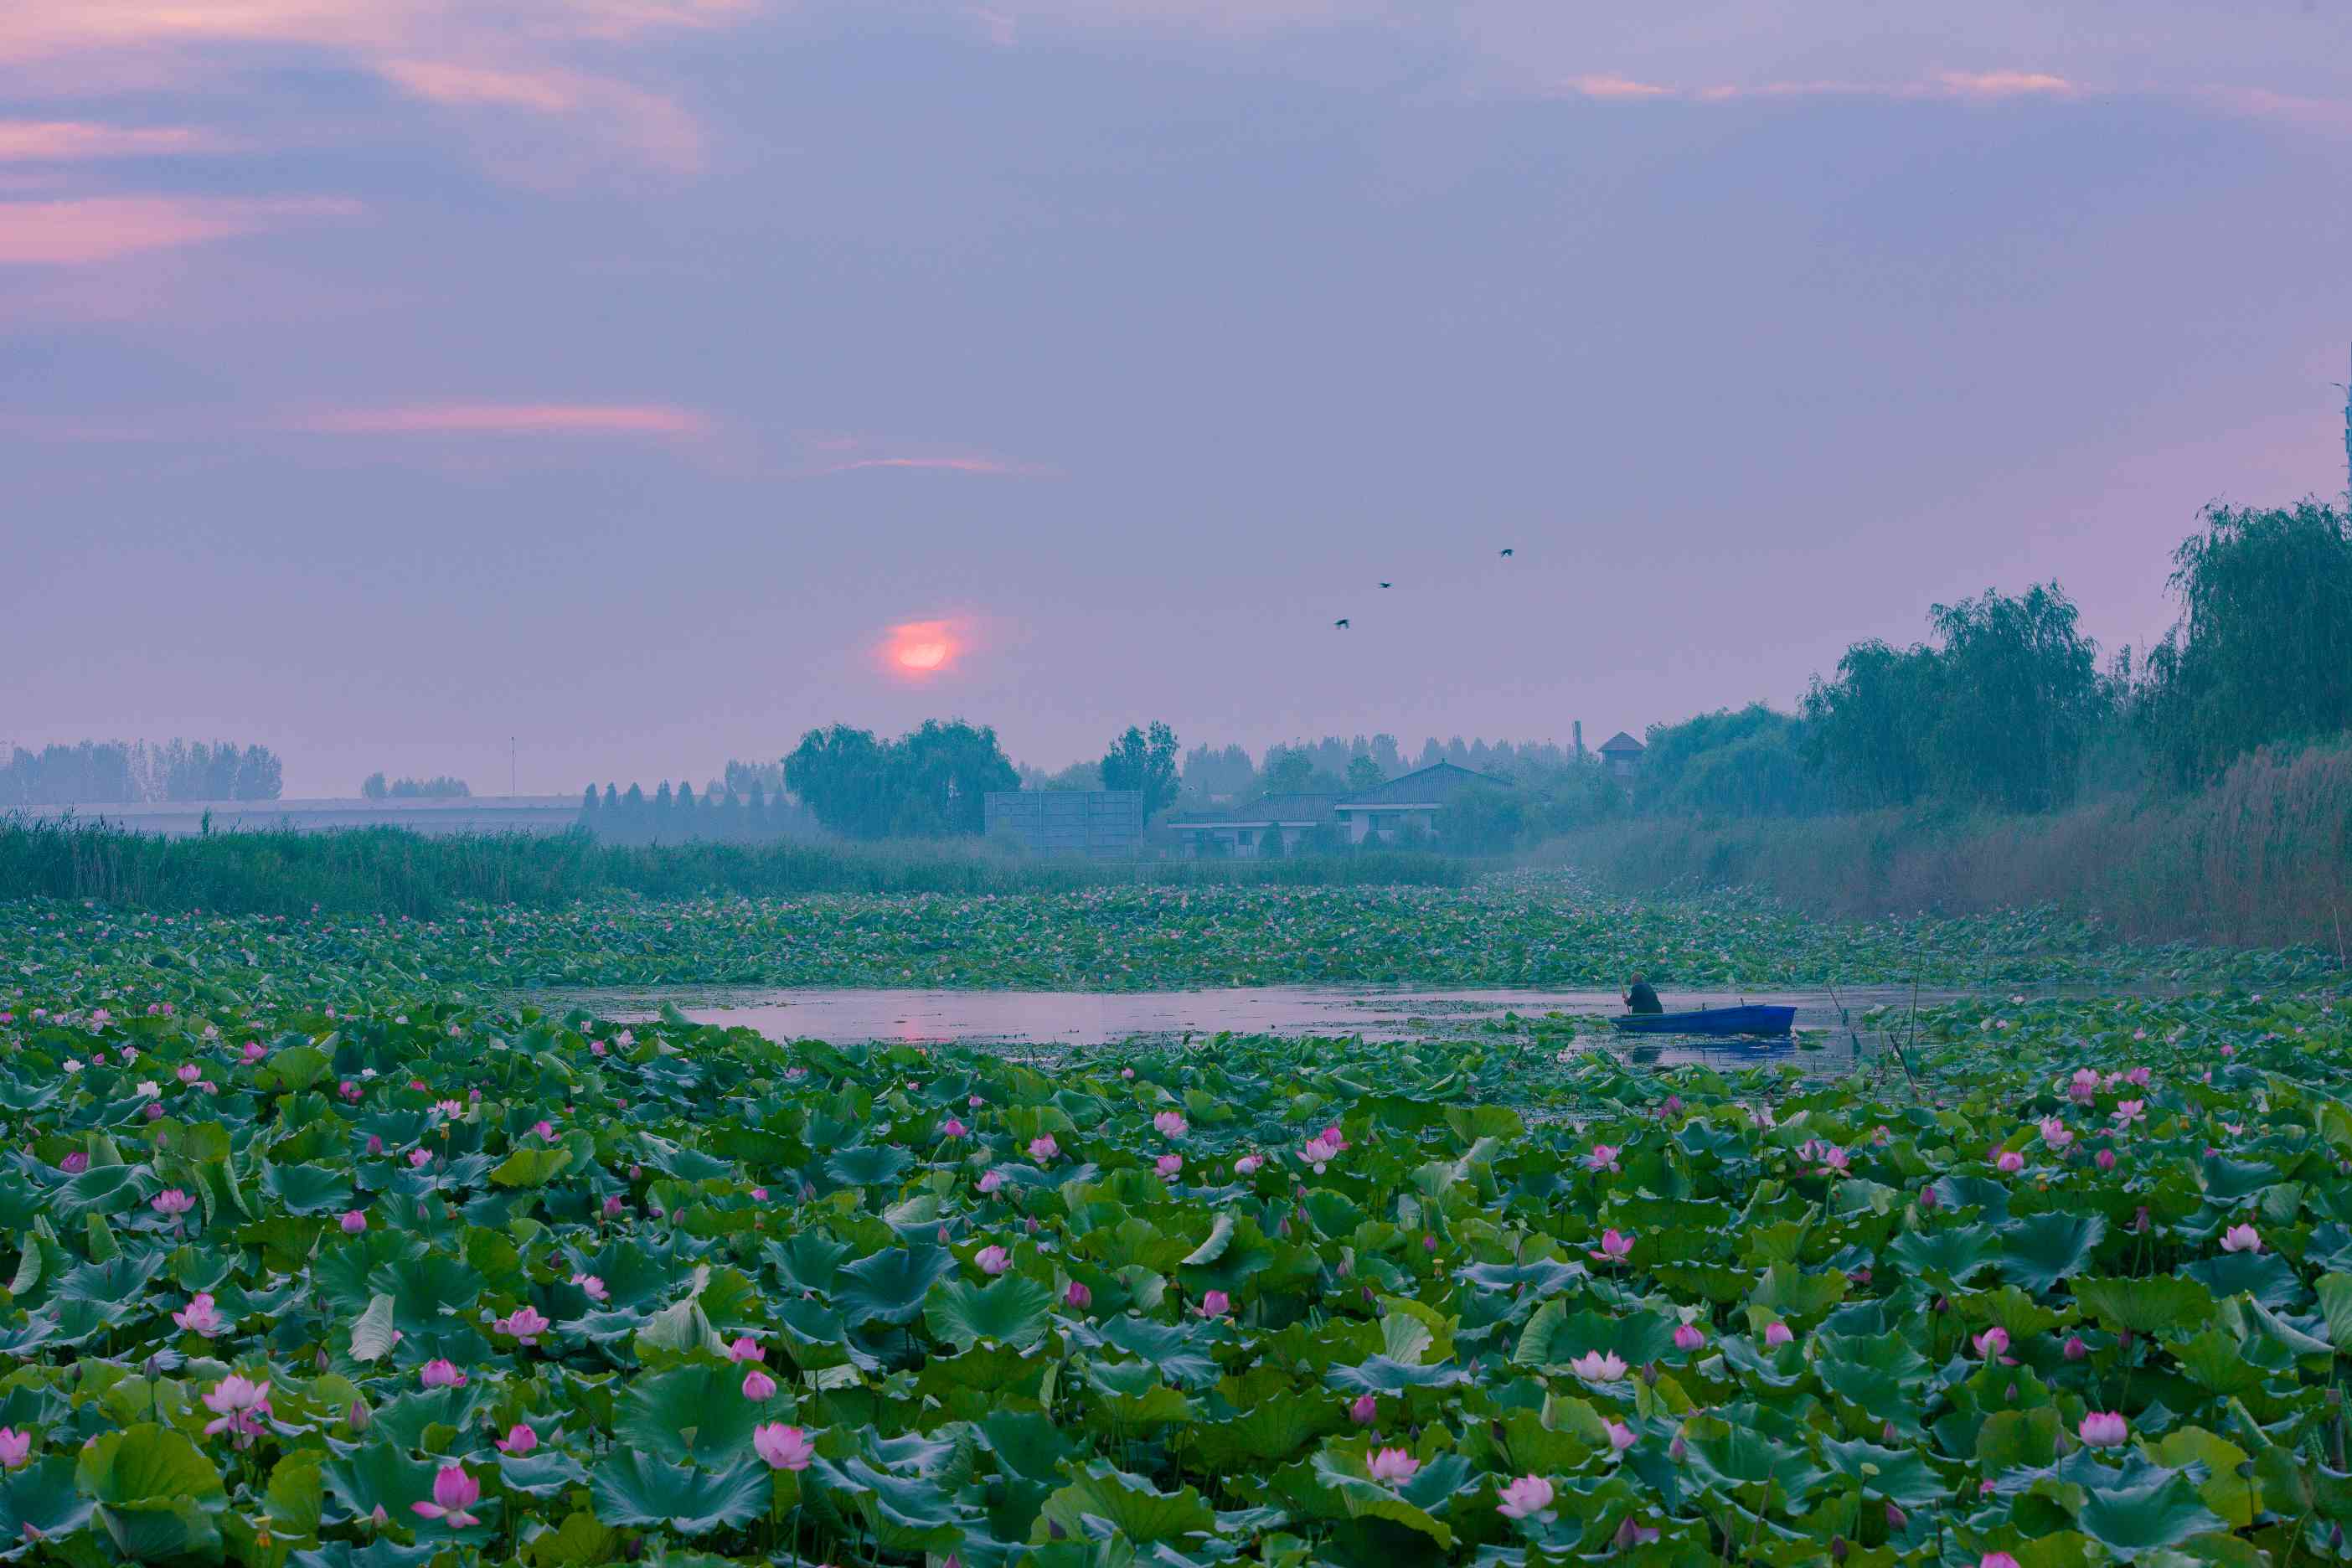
[879,619,963,680]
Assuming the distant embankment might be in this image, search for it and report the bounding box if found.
[1550,742,2352,953]
[5,796,583,838]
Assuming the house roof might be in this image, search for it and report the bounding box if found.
[1597,731,1646,754]
[1166,792,1340,828]
[1337,761,1511,807]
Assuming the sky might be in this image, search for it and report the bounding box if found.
[5,1,2351,797]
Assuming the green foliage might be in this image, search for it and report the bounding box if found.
[1636,704,1828,819]
[2137,500,2352,786]
[787,720,1019,838]
[1100,722,1181,818]
[0,900,2344,1566]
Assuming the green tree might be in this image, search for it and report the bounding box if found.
[1101,722,1180,816]
[1262,748,1317,794]
[2136,501,2352,787]
[1801,640,1942,808]
[890,720,1020,835]
[1344,755,1385,793]
[786,725,894,838]
[363,772,389,801]
[1921,584,2103,812]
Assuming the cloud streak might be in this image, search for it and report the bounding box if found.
[0,121,224,160]
[812,455,1059,477]
[290,402,713,436]
[0,195,357,265]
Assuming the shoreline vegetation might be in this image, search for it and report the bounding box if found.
[1554,740,2352,955]
[0,816,1467,918]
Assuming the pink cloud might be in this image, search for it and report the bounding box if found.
[377,58,705,173]
[292,403,712,437]
[2198,85,2352,138]
[1565,75,1672,101]
[0,195,357,265]
[0,121,223,160]
[1933,70,2073,100]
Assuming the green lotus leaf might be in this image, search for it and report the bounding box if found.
[488,1149,573,1188]
[1997,1210,2107,1294]
[926,1272,1055,1349]
[615,1364,766,1467]
[2071,1275,2218,1335]
[837,1246,957,1328]
[1039,1462,1215,1545]
[590,1452,773,1536]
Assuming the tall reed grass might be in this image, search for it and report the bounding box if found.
[1550,741,2352,953]
[0,818,1467,918]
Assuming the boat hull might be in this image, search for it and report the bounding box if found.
[1611,1004,1796,1036]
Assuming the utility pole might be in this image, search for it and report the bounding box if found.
[510,736,517,798]
[2342,341,2351,508]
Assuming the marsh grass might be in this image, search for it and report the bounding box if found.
[1555,740,2352,952]
[0,818,1467,917]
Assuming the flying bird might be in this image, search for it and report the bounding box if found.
[1333,618,1350,629]
[1379,581,1392,589]
[1498,548,1514,558]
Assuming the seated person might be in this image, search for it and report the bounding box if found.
[1623,974,1663,1014]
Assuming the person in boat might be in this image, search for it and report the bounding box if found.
[1623,975,1663,1015]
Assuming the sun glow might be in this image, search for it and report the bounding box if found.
[880,620,962,680]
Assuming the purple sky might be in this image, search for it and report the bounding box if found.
[6,2,2350,796]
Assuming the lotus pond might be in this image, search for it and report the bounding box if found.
[1,889,2350,1568]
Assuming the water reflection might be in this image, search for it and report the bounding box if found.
[537,983,1955,1071]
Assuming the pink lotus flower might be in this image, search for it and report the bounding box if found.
[2220,1043,2236,1057]
[754,1423,816,1470]
[602,1195,625,1217]
[725,1337,766,1363]
[1569,1350,1627,1383]
[941,1118,967,1139]
[497,1424,536,1455]
[977,1170,1005,1194]
[741,1367,778,1400]
[201,1375,271,1442]
[1605,1421,1637,1452]
[408,1149,432,1169]
[1496,1474,1554,1520]
[2096,1148,2117,1172]
[1993,1150,2025,1174]
[2039,1117,2072,1150]
[59,1153,87,1175]
[1982,1555,2023,1568]
[1366,1447,1419,1484]
[173,1292,223,1337]
[2079,1411,2128,1447]
[1589,1229,1634,1264]
[2067,1068,2099,1104]
[589,1040,607,1057]
[1199,1289,1233,1318]
[2125,1066,2152,1086]
[750,1187,769,1200]
[1300,1134,1340,1172]
[1063,1280,1091,1310]
[1764,1322,1794,1349]
[366,1135,384,1157]
[412,1465,482,1527]
[493,1305,549,1346]
[176,1064,201,1085]
[2220,1224,2262,1253]
[1816,1146,1851,1176]
[571,1273,608,1301]
[241,1042,266,1065]
[976,1246,1012,1276]
[1155,1154,1183,1179]
[0,1430,31,1470]
[1673,1323,1706,1352]
[2112,1100,2146,1127]
[1026,1135,1060,1162]
[2063,1334,2088,1361]
[1348,1394,1377,1426]
[1585,1143,1621,1173]
[340,1210,368,1234]
[969,1093,984,1107]
[151,1189,195,1221]
[1153,1111,1188,1139]
[1235,1154,1265,1174]
[533,1120,555,1140]
[1973,1327,2010,1361]
[420,1359,467,1389]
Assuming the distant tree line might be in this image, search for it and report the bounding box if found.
[1644,500,2352,821]
[0,740,283,807]
[579,771,820,845]
[783,720,1019,839]
[361,773,470,800]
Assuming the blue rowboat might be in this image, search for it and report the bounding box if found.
[1612,1004,1796,1036]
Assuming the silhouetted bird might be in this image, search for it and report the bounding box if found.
[1333,619,1350,629]
[1499,548,1514,558]
[1379,581,1392,588]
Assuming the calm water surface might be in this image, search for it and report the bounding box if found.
[540,984,1974,1070]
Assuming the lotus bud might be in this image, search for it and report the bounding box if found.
[2004,1381,2018,1402]
[1063,1281,1091,1310]
[1669,1431,1687,1462]
[629,1164,642,1179]
[1881,1421,1897,1444]
[1422,1235,1436,1254]
[1885,1503,1906,1531]
[1830,1538,1849,1562]
[316,1349,332,1372]
[1640,1363,1659,1388]
[1348,1394,1377,1426]
[2063,1335,2088,1361]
